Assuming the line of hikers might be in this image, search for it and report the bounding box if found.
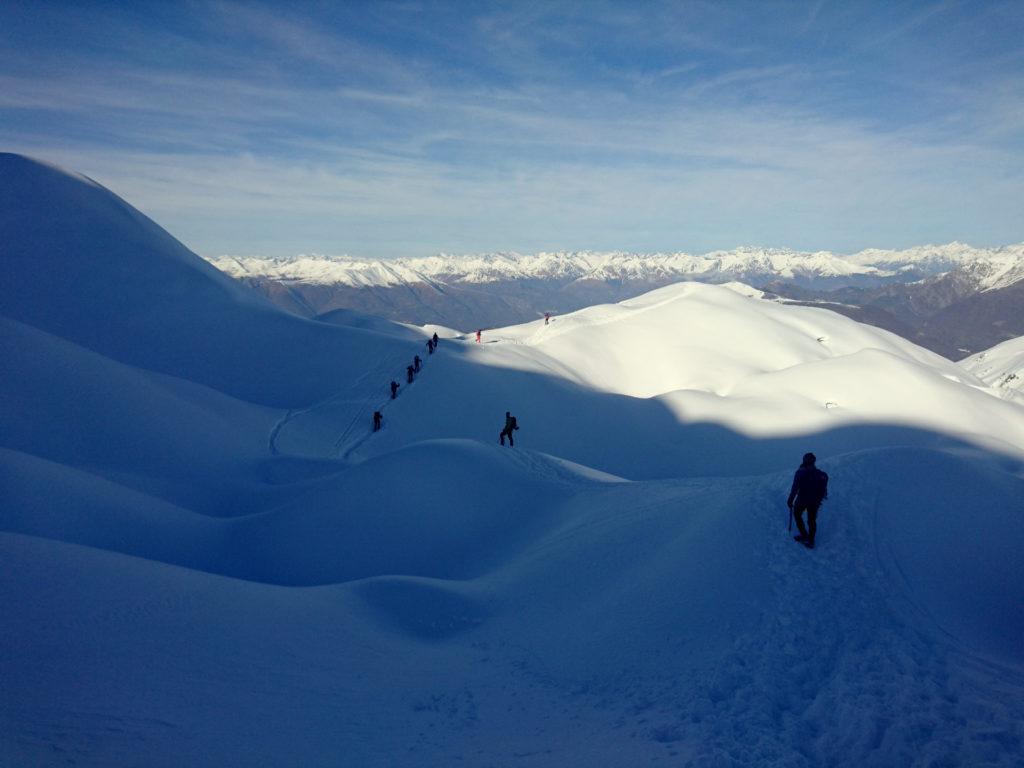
[374,332,831,550]
[378,333,441,431]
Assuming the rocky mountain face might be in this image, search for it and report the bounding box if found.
[208,244,1024,360]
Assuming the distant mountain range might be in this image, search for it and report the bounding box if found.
[206,243,1024,360]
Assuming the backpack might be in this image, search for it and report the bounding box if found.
[803,468,828,504]
[511,416,519,430]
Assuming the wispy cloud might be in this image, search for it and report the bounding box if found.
[0,0,1021,257]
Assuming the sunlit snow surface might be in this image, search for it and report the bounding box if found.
[962,337,1024,405]
[2,153,1024,767]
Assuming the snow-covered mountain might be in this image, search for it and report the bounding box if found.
[205,244,1024,360]
[4,154,1024,766]
[209,242,1024,291]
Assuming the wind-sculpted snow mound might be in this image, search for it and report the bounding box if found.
[0,316,277,514]
[0,153,420,407]
[2,446,1022,766]
[0,439,590,585]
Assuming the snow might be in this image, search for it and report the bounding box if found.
[961,336,1024,404]
[3,153,1024,766]
[206,242,1024,292]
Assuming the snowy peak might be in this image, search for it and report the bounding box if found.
[206,242,1024,291]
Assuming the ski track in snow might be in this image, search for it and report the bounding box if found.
[268,341,431,459]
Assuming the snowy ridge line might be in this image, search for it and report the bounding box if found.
[503,284,708,349]
[206,242,1024,291]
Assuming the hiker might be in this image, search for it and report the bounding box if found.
[476,329,482,343]
[787,452,829,549]
[426,338,434,354]
[390,380,399,399]
[414,355,421,372]
[373,411,382,431]
[432,332,439,347]
[499,411,519,447]
[544,312,550,325]
[406,365,415,384]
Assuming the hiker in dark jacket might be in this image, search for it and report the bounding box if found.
[373,411,382,431]
[413,355,421,372]
[432,332,439,347]
[427,338,434,354]
[499,411,519,447]
[787,452,828,549]
[406,365,415,384]
[390,380,399,399]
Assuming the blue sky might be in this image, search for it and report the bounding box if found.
[2,0,1022,258]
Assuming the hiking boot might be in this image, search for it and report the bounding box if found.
[803,539,815,549]
[793,534,807,542]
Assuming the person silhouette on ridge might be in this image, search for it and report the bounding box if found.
[499,411,519,447]
[427,338,434,354]
[373,411,382,431]
[787,452,829,549]
[390,380,399,399]
[406,365,415,384]
[414,355,421,372]
[432,332,439,347]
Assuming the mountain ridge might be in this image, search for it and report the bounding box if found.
[206,244,1024,359]
[208,242,1024,291]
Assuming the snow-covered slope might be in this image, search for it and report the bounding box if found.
[352,283,1024,478]
[961,336,1024,404]
[3,155,1024,767]
[209,242,1024,291]
[0,153,420,407]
